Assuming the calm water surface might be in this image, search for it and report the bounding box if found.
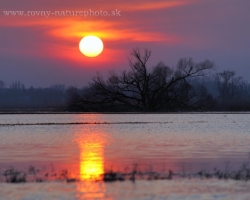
[0,113,250,199]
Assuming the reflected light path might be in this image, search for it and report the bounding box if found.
[74,129,111,199]
[80,137,104,181]
[75,131,106,181]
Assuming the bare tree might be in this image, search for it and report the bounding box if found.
[215,70,249,99]
[80,48,214,111]
[0,80,5,89]
[9,81,25,90]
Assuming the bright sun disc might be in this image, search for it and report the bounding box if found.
[79,36,104,57]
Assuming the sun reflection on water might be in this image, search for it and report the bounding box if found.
[75,131,106,181]
[79,141,104,181]
[74,130,111,199]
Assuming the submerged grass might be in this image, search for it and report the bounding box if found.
[1,162,250,183]
[3,167,27,183]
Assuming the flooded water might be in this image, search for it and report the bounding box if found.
[0,113,250,199]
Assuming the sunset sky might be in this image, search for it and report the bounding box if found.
[1,0,250,87]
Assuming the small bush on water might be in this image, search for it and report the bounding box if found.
[28,165,43,182]
[103,171,125,182]
[3,168,26,183]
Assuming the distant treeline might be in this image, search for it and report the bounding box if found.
[0,74,249,112]
[67,72,250,112]
[1,49,250,112]
[0,81,78,112]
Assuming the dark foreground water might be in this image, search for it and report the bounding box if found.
[0,113,250,199]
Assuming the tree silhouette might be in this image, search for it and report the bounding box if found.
[215,70,249,99]
[0,80,5,89]
[79,48,214,111]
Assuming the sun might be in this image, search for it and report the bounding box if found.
[79,36,104,57]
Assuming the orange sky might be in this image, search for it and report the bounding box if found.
[0,0,250,87]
